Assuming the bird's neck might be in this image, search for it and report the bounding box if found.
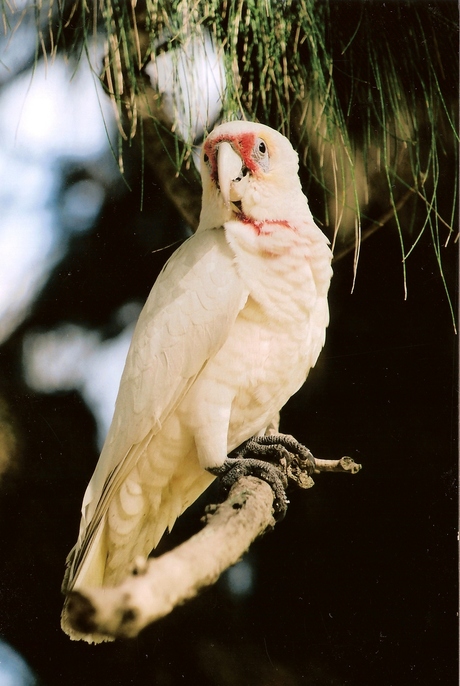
[223,217,332,322]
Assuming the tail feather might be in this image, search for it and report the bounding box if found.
[61,447,216,641]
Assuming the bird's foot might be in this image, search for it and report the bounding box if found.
[231,433,317,491]
[208,456,289,520]
[208,434,317,521]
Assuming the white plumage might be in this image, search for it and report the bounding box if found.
[61,121,332,641]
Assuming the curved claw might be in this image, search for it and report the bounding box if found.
[229,433,316,489]
[208,458,289,521]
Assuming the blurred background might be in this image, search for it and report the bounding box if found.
[0,2,457,685]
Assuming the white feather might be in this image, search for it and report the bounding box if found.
[63,229,248,590]
[61,121,333,642]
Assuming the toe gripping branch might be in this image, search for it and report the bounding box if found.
[208,434,357,522]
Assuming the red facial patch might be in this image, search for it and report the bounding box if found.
[204,132,258,184]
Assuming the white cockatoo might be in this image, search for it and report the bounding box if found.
[61,120,333,641]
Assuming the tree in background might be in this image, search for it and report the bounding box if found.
[4,0,456,300]
[0,2,457,685]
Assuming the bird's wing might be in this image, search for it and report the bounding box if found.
[64,228,248,589]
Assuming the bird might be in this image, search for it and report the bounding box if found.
[61,120,333,641]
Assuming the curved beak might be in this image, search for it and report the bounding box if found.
[217,141,244,208]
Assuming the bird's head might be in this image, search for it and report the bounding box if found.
[198,121,311,231]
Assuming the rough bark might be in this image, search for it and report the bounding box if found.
[65,476,275,639]
[64,455,361,640]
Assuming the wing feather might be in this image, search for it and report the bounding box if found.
[64,228,248,589]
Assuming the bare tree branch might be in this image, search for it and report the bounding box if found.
[64,455,361,641]
[65,476,275,640]
[313,455,362,474]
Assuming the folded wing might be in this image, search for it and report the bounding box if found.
[63,228,248,592]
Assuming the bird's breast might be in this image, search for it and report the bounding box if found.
[196,294,318,451]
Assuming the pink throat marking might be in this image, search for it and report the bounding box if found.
[235,211,294,235]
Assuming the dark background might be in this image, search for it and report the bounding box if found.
[0,138,457,685]
[0,1,458,679]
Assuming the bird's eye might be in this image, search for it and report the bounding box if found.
[203,153,209,164]
[253,137,269,171]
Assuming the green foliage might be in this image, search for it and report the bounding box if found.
[2,0,458,321]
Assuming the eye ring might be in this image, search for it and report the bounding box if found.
[253,137,270,171]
